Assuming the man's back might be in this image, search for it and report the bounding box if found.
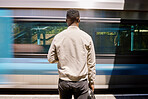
[48,26,95,82]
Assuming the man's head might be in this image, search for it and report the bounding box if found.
[66,9,80,26]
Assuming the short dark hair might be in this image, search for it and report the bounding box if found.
[66,9,80,21]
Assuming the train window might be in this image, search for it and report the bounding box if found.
[133,25,148,51]
[13,22,67,54]
[119,24,148,54]
[12,21,148,56]
[80,22,120,54]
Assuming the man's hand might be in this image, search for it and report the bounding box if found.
[90,84,95,92]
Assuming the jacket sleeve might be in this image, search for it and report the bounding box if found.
[47,38,58,63]
[87,37,96,85]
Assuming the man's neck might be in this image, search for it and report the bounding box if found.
[69,22,79,27]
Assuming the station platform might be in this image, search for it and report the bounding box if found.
[0,94,148,99]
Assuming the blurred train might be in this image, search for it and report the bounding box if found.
[0,0,148,90]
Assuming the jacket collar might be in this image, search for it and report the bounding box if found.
[67,26,80,30]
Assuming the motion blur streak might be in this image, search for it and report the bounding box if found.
[0,10,13,84]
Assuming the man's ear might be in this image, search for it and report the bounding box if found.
[78,18,80,23]
[76,17,80,23]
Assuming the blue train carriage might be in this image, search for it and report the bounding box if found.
[11,18,148,89]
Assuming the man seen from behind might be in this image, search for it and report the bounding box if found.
[47,9,96,99]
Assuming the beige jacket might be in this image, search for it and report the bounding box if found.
[47,26,96,84]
